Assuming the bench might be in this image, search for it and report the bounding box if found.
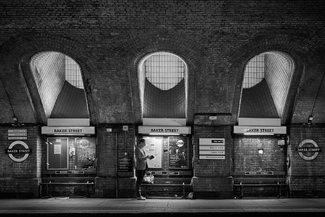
[231,171,287,199]
[39,182,95,198]
[141,171,192,198]
[40,170,96,198]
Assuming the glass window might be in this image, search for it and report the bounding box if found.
[138,52,188,119]
[47,137,96,170]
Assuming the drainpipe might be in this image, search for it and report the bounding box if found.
[115,132,119,198]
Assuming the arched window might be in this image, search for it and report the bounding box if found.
[30,52,88,118]
[239,51,294,119]
[138,52,188,125]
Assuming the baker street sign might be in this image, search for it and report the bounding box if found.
[5,141,32,163]
[297,139,322,161]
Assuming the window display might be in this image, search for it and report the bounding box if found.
[140,136,189,169]
[47,137,96,170]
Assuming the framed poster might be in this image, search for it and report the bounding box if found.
[168,136,188,169]
[142,137,163,168]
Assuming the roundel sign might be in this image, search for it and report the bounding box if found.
[5,141,32,162]
[297,139,322,161]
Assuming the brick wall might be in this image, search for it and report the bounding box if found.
[288,126,325,197]
[0,0,325,199]
[0,126,41,198]
[233,136,286,172]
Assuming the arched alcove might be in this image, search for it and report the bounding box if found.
[138,52,188,125]
[30,52,89,118]
[239,51,295,119]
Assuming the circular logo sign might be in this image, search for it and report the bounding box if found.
[5,141,31,162]
[297,139,321,161]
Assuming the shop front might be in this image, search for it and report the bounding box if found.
[40,118,96,198]
[137,125,193,198]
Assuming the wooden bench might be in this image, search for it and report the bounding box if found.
[141,171,192,198]
[39,182,95,198]
[40,170,96,198]
[231,171,287,199]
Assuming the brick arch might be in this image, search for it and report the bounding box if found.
[229,33,315,125]
[0,33,99,124]
[124,32,205,124]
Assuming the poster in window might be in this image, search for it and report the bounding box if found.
[169,136,188,169]
[142,137,163,168]
[54,144,61,154]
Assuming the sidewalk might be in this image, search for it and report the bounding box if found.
[0,197,325,216]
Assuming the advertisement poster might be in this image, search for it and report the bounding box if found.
[143,137,163,168]
[169,136,188,169]
[54,144,61,154]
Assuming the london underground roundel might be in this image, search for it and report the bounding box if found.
[5,141,31,163]
[297,139,321,161]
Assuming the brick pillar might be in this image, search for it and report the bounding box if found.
[96,125,136,198]
[192,125,233,199]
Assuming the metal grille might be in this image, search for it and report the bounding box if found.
[243,54,265,88]
[65,56,84,89]
[145,53,185,90]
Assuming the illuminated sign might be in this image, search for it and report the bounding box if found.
[138,126,191,134]
[233,126,286,135]
[8,129,28,140]
[199,138,225,160]
[5,141,31,162]
[41,126,95,135]
[297,139,322,161]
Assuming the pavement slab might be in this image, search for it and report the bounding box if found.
[0,198,325,216]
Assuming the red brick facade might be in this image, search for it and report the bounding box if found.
[0,0,325,198]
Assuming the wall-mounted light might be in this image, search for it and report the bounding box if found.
[12,116,18,124]
[11,115,24,127]
[45,141,53,145]
[258,149,264,154]
[308,115,313,125]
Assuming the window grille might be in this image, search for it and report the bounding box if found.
[242,54,265,88]
[65,56,84,89]
[145,53,185,90]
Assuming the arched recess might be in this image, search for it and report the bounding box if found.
[30,52,89,119]
[138,52,188,125]
[229,34,309,125]
[126,32,204,125]
[0,33,99,124]
[239,51,295,120]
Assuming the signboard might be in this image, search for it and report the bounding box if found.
[5,141,31,162]
[41,126,95,135]
[199,138,225,160]
[8,129,27,140]
[119,157,133,172]
[138,126,191,135]
[297,139,322,161]
[233,126,286,135]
